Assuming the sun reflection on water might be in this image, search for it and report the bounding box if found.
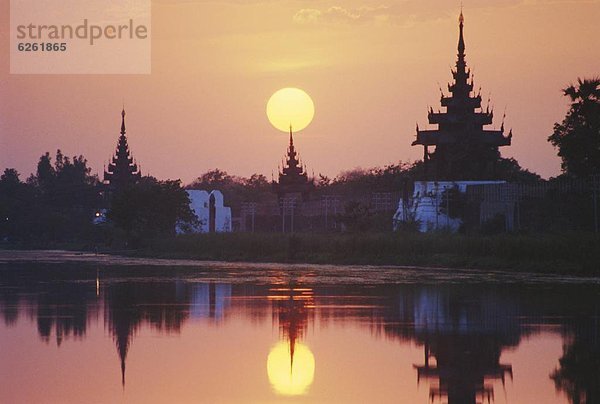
[267,341,315,396]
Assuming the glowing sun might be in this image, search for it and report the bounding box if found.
[267,342,315,396]
[266,88,315,133]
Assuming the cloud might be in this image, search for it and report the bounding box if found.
[293,6,392,25]
[293,0,600,25]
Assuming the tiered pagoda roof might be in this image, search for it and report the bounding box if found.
[273,126,314,198]
[104,109,141,191]
[415,335,513,404]
[412,11,512,180]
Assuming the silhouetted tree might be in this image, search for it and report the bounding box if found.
[548,78,600,177]
[23,150,100,242]
[188,169,274,211]
[1,151,100,243]
[190,168,233,189]
[0,169,34,240]
[338,201,372,232]
[109,177,198,243]
[494,157,541,183]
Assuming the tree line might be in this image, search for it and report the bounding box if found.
[1,77,598,244]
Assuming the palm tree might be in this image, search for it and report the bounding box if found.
[563,78,600,104]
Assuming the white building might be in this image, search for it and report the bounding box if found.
[393,181,507,232]
[178,190,232,234]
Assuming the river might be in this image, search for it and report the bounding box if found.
[0,251,598,403]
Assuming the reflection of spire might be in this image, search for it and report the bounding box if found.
[114,312,131,388]
[267,281,316,396]
[121,349,126,388]
[290,334,295,374]
[269,283,314,375]
[105,281,192,390]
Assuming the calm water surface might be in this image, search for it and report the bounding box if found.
[0,252,599,404]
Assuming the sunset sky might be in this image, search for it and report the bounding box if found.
[1,0,599,183]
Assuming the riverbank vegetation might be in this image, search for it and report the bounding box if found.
[6,231,595,275]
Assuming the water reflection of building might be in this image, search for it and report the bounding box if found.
[390,287,520,404]
[267,283,316,395]
[190,283,232,320]
[270,286,313,365]
[416,336,513,403]
[2,265,600,402]
[104,281,190,386]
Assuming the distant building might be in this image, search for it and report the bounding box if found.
[178,190,232,233]
[103,109,142,192]
[393,181,515,232]
[412,11,512,180]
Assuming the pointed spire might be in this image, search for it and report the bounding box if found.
[121,108,126,135]
[104,107,141,190]
[289,124,294,147]
[458,8,466,61]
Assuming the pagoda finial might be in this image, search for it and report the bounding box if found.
[121,108,126,135]
[289,124,294,147]
[458,8,465,59]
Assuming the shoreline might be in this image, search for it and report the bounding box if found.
[1,248,600,284]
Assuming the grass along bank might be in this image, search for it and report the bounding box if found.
[119,232,600,275]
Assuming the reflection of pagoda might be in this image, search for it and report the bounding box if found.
[104,281,190,387]
[105,283,141,387]
[273,126,314,201]
[104,109,142,192]
[412,11,512,180]
[415,335,513,404]
[270,285,313,368]
[407,288,517,404]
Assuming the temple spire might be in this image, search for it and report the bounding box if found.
[411,9,513,180]
[458,9,466,61]
[273,123,313,200]
[121,108,126,135]
[104,108,142,191]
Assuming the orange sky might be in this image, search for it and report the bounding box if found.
[1,0,600,183]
